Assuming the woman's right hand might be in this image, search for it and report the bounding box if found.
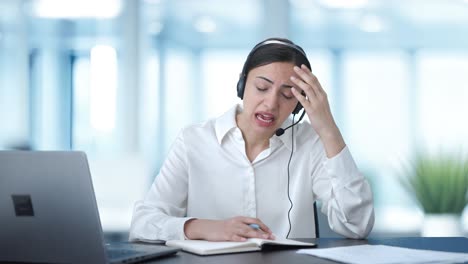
[184,216,275,242]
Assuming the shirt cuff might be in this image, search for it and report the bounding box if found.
[182,217,197,240]
[164,217,195,241]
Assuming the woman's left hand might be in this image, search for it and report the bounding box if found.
[290,64,346,157]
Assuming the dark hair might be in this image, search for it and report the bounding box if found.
[243,38,311,78]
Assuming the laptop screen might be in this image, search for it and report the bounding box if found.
[0,151,178,264]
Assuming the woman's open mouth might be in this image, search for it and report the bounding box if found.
[255,112,275,127]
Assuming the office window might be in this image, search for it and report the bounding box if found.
[29,49,73,150]
[90,46,117,134]
[72,56,91,150]
[72,45,118,153]
[0,4,29,150]
[342,52,417,233]
[201,50,246,120]
[343,52,411,168]
[139,53,160,158]
[416,52,468,152]
[163,48,196,153]
[0,49,18,148]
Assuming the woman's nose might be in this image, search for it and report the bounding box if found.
[263,91,279,110]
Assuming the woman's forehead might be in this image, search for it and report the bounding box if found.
[249,62,296,74]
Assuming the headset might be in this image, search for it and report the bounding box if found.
[236,39,309,115]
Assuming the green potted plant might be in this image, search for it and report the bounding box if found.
[399,152,468,236]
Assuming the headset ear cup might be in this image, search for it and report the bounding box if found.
[236,76,246,99]
[292,90,307,114]
[292,103,303,115]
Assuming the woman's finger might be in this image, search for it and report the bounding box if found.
[293,65,324,98]
[240,217,274,239]
[231,234,247,242]
[300,64,327,95]
[290,75,317,101]
[242,218,272,234]
[291,87,310,108]
[293,65,315,85]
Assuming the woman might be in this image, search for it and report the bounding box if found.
[129,38,374,242]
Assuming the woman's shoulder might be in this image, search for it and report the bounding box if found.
[180,106,237,141]
[179,118,217,141]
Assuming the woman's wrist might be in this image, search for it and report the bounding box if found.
[184,218,202,240]
[319,127,346,158]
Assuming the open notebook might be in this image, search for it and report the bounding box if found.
[166,238,316,255]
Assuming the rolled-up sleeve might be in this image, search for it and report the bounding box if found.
[312,146,375,239]
[129,131,194,241]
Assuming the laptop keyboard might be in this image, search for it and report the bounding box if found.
[107,248,143,259]
[105,242,178,263]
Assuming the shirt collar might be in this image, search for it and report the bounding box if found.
[272,117,297,151]
[215,104,240,144]
[215,104,297,151]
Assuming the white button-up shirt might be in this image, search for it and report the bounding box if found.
[129,105,374,241]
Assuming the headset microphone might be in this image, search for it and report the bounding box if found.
[275,110,306,136]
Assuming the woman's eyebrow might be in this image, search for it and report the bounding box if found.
[256,76,293,89]
[256,76,273,84]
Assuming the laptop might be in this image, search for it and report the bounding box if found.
[0,151,179,264]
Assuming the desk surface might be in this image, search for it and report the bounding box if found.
[149,237,468,264]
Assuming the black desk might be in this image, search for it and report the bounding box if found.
[149,237,468,264]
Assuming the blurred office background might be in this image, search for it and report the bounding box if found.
[1,0,468,239]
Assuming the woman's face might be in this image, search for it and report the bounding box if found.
[238,61,301,137]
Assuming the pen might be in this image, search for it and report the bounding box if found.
[249,223,260,230]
